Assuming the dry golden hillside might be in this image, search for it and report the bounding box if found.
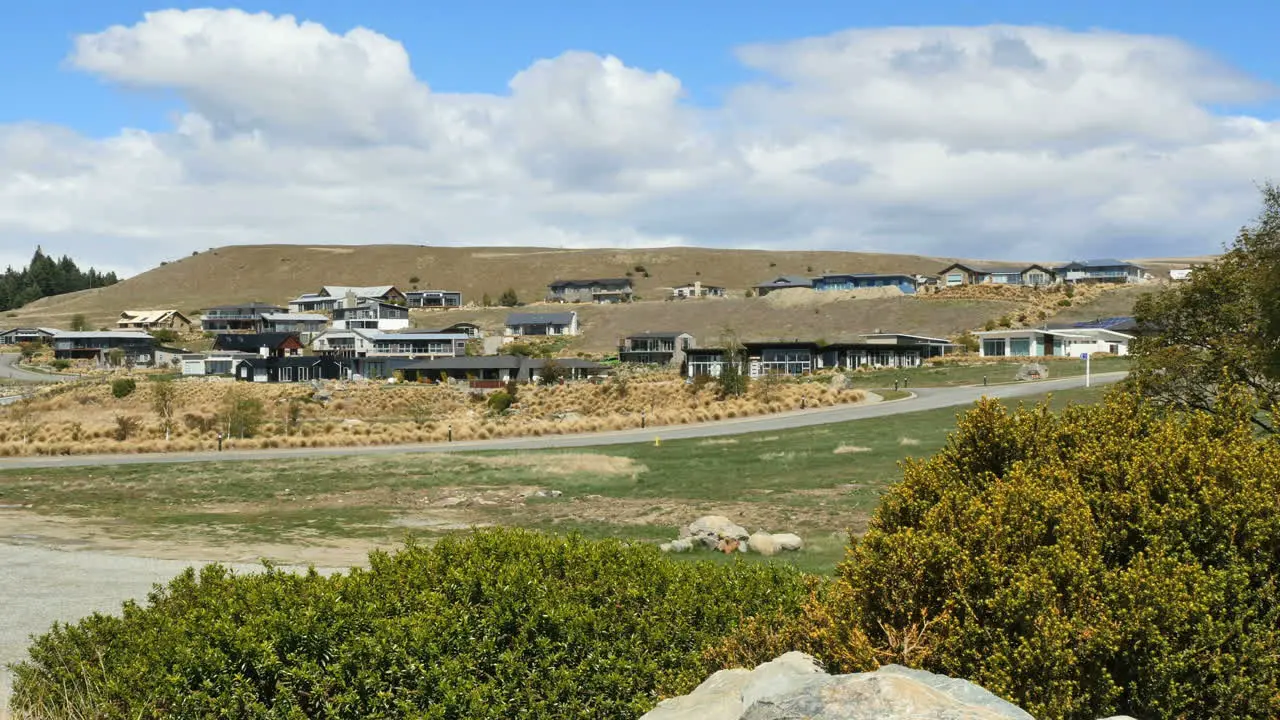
[5,244,960,328]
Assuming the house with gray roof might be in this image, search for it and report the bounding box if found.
[504,311,579,337]
[0,327,61,345]
[1054,259,1148,284]
[547,278,633,304]
[752,275,814,296]
[937,263,1058,287]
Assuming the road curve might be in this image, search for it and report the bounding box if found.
[0,353,64,383]
[0,373,1126,471]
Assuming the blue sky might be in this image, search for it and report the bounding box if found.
[2,2,1278,272]
[6,0,1278,137]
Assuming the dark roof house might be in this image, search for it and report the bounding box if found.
[214,332,304,356]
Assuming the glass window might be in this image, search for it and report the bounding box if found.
[983,339,1007,356]
[1009,339,1031,356]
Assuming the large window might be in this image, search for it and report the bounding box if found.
[946,273,964,286]
[760,349,812,375]
[280,367,293,382]
[1009,338,1031,356]
[983,339,1007,356]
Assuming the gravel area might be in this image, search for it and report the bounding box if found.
[0,542,336,713]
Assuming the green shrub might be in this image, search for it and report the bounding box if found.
[486,390,513,413]
[715,387,1280,719]
[149,328,178,344]
[50,359,70,371]
[11,529,807,719]
[110,378,136,398]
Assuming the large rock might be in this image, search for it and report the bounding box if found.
[748,532,779,557]
[1014,363,1049,381]
[683,515,750,550]
[642,652,1135,720]
[772,533,804,552]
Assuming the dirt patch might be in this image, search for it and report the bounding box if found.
[511,495,868,535]
[762,286,904,309]
[470,453,645,476]
[833,445,872,454]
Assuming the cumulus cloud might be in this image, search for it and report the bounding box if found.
[1,9,1278,273]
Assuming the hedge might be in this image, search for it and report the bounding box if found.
[11,529,808,719]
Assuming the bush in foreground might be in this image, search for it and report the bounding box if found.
[711,387,1280,719]
[11,529,807,719]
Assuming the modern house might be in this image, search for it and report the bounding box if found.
[685,334,953,378]
[430,322,483,338]
[669,282,725,299]
[1051,316,1154,338]
[1054,259,1147,284]
[201,303,287,332]
[310,328,377,358]
[1169,268,1193,282]
[288,285,407,313]
[0,327,60,345]
[505,312,579,337]
[810,273,921,294]
[752,276,813,296]
[52,331,156,364]
[618,331,695,367]
[116,310,191,331]
[396,356,607,384]
[937,263,1057,287]
[256,313,329,337]
[547,278,634,304]
[405,289,464,309]
[368,332,469,358]
[180,351,257,376]
[974,328,1133,358]
[213,332,304,357]
[235,356,344,383]
[331,301,411,332]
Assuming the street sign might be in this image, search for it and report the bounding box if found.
[1080,352,1089,359]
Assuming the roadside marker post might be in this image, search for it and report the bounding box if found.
[1082,352,1090,387]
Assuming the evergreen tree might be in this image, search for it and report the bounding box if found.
[0,247,121,312]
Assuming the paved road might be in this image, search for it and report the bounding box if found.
[0,373,1126,470]
[0,354,60,383]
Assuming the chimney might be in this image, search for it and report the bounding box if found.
[260,346,269,358]
[344,290,357,309]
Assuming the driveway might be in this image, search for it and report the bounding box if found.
[0,372,1126,470]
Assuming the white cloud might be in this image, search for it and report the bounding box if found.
[1,10,1278,274]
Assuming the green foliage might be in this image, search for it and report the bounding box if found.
[106,348,125,367]
[50,359,70,371]
[486,390,513,413]
[11,529,808,720]
[17,342,37,360]
[1131,184,1280,432]
[110,378,136,399]
[222,387,265,438]
[719,387,1280,719]
[0,246,120,311]
[498,287,520,307]
[1056,298,1072,307]
[149,328,179,344]
[69,313,89,332]
[954,332,979,354]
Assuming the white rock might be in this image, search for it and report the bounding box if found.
[772,533,804,552]
[660,538,694,553]
[686,515,750,549]
[748,532,779,557]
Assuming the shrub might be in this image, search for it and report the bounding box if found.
[486,390,513,414]
[149,328,178,344]
[713,386,1280,719]
[112,414,140,441]
[539,359,568,385]
[110,378,137,399]
[50,359,70,371]
[17,342,37,360]
[69,314,89,331]
[11,529,808,719]
[1057,298,1072,307]
[222,387,265,438]
[498,288,520,306]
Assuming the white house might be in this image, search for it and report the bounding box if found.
[310,328,377,358]
[669,282,726,299]
[975,328,1133,358]
[1169,268,1193,282]
[330,301,411,332]
[504,311,579,337]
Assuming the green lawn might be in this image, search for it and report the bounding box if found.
[0,384,1115,572]
[837,356,1129,389]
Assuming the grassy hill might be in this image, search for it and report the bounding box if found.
[1,244,1193,344]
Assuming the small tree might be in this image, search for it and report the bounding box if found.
[222,387,265,439]
[112,414,140,441]
[17,342,38,360]
[539,359,568,386]
[716,328,748,399]
[150,378,178,440]
[498,288,520,307]
[150,329,178,344]
[754,368,786,402]
[284,399,303,436]
[106,348,124,367]
[481,293,492,307]
[10,399,39,443]
[486,391,513,414]
[69,314,89,332]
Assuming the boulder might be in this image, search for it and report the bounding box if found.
[772,533,804,552]
[642,653,1045,720]
[685,515,750,550]
[748,532,779,557]
[1014,363,1049,382]
[828,373,850,391]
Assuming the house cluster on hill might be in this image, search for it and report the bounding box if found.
[1,259,1178,384]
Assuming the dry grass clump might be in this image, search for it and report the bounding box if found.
[833,445,872,454]
[0,373,866,456]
